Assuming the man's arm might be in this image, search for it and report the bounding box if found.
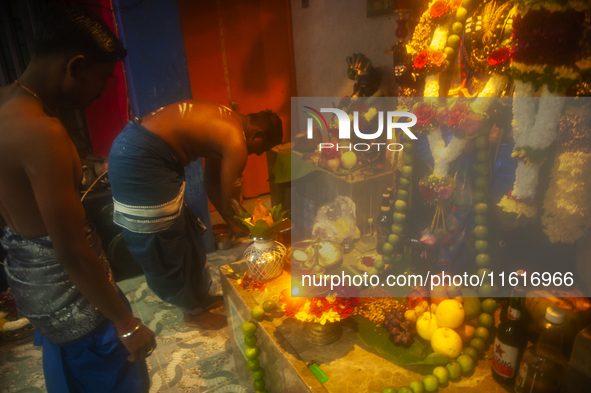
[24,121,155,361]
[204,148,248,235]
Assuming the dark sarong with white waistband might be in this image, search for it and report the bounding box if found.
[108,119,213,314]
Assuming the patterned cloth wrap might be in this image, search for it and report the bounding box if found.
[1,221,114,344]
[109,119,215,315]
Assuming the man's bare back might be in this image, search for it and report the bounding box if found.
[139,99,248,166]
[0,86,83,239]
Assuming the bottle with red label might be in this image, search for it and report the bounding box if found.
[514,306,568,393]
[492,272,527,385]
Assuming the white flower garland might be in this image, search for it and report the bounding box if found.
[427,128,469,177]
[510,82,564,199]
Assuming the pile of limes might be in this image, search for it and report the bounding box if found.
[241,299,279,393]
[378,297,497,393]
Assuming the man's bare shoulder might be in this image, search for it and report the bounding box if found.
[0,96,68,146]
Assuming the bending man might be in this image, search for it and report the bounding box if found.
[108,100,282,328]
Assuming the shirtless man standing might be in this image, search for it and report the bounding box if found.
[0,3,155,392]
[108,100,283,328]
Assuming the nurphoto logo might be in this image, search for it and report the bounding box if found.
[303,106,418,152]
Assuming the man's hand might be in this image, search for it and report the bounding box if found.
[120,323,157,362]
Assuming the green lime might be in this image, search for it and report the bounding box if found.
[247,359,260,371]
[473,189,486,202]
[395,200,408,212]
[409,380,424,393]
[251,306,265,321]
[470,337,487,353]
[475,254,490,268]
[262,300,277,313]
[399,178,411,190]
[447,361,462,379]
[383,242,395,255]
[245,335,257,347]
[443,46,456,59]
[388,233,400,244]
[402,142,415,152]
[463,347,479,361]
[253,379,265,391]
[252,367,265,380]
[476,162,489,176]
[398,387,413,393]
[382,388,396,393]
[447,34,461,48]
[255,390,268,393]
[391,224,404,235]
[401,165,413,178]
[479,283,497,298]
[422,375,439,392]
[477,150,489,162]
[393,213,406,224]
[456,7,468,22]
[452,22,464,34]
[457,354,475,373]
[463,295,482,320]
[245,346,260,360]
[383,254,394,264]
[478,312,494,328]
[474,225,488,239]
[433,366,449,384]
[477,268,492,281]
[403,153,414,165]
[312,265,325,274]
[398,189,409,200]
[474,326,490,341]
[242,321,257,336]
[475,176,488,189]
[474,203,488,214]
[475,136,488,149]
[474,240,488,253]
[481,298,497,315]
[374,260,386,271]
[474,213,487,225]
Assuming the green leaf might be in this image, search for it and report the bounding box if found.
[351,315,441,373]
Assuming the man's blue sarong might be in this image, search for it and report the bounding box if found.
[1,227,148,392]
[35,299,149,393]
[108,120,213,314]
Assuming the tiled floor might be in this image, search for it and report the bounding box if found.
[0,194,271,393]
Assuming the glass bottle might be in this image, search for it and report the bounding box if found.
[492,278,528,385]
[515,306,568,393]
[376,192,392,255]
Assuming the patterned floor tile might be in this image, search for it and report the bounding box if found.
[0,242,247,393]
[0,341,45,393]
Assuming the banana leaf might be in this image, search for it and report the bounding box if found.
[351,315,448,374]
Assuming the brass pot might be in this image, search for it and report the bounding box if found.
[303,321,342,345]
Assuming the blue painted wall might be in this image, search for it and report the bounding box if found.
[114,0,215,252]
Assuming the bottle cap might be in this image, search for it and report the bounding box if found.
[545,306,566,325]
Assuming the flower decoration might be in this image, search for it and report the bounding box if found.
[430,0,449,18]
[237,272,266,292]
[413,49,430,70]
[419,174,456,203]
[414,103,436,126]
[488,48,511,67]
[458,114,483,136]
[236,200,288,238]
[0,289,31,337]
[430,50,446,67]
[280,292,359,325]
[448,103,469,127]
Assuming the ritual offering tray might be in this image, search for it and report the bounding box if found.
[290,239,343,273]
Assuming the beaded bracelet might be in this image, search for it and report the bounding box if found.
[117,318,143,339]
